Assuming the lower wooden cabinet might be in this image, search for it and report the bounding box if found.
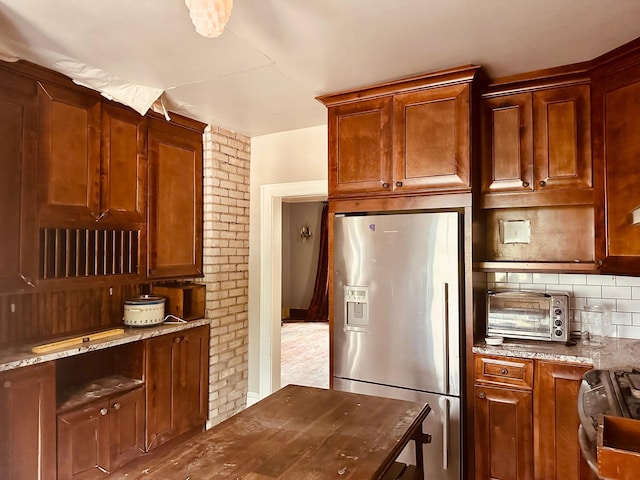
[57,386,145,480]
[145,324,209,450]
[474,355,591,480]
[0,362,56,480]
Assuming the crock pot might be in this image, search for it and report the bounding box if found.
[123,295,166,327]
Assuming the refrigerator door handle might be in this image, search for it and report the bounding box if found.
[442,282,450,395]
[443,397,450,470]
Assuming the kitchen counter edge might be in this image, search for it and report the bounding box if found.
[0,319,211,372]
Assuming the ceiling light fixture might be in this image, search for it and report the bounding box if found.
[185,0,233,38]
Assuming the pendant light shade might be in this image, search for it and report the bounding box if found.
[185,0,233,38]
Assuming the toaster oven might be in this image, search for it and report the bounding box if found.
[487,290,570,342]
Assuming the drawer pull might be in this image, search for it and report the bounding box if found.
[522,181,530,187]
[100,408,108,416]
[478,392,486,399]
[500,368,509,375]
[382,182,390,189]
[396,181,403,187]
[112,402,121,411]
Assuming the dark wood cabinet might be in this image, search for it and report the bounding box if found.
[534,361,591,480]
[319,65,478,199]
[0,67,38,291]
[147,117,204,279]
[0,362,56,480]
[481,84,592,204]
[474,355,592,480]
[57,386,145,479]
[592,46,640,273]
[37,81,102,225]
[145,324,209,450]
[474,384,534,480]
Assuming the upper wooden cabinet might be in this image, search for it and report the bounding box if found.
[592,41,640,274]
[481,83,592,207]
[318,65,479,199]
[0,67,39,291]
[147,117,204,279]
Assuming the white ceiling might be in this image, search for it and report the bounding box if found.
[1,0,640,137]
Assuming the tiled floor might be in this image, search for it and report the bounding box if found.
[280,321,329,389]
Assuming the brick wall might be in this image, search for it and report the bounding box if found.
[202,125,250,426]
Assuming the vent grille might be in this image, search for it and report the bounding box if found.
[39,228,139,279]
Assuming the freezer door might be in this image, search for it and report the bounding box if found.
[333,212,461,395]
[333,378,460,480]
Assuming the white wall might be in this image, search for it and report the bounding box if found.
[248,125,328,396]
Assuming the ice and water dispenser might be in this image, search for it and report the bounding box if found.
[344,286,369,332]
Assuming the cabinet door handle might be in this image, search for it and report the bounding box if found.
[478,392,486,399]
[100,407,108,416]
[382,182,390,189]
[539,180,546,187]
[174,336,182,343]
[500,368,509,375]
[112,402,121,411]
[3,380,11,389]
[396,181,403,187]
[522,181,529,188]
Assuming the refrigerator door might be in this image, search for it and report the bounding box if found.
[334,377,460,480]
[333,212,460,395]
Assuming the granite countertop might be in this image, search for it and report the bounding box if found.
[473,336,640,370]
[0,318,211,372]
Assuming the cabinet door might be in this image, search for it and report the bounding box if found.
[532,85,592,191]
[393,83,471,191]
[100,104,147,225]
[147,118,203,279]
[144,332,181,450]
[474,385,534,480]
[593,62,640,272]
[109,387,145,471]
[180,325,209,430]
[481,93,533,193]
[0,362,56,480]
[534,361,591,480]
[38,82,101,224]
[327,97,393,196]
[57,401,110,480]
[0,69,38,290]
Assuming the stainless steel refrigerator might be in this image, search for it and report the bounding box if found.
[333,211,462,480]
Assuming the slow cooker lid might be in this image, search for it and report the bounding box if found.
[124,295,165,305]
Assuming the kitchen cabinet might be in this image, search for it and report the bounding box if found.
[0,67,39,291]
[0,362,56,480]
[319,65,478,199]
[145,324,209,450]
[57,386,145,479]
[147,117,204,279]
[592,47,640,274]
[481,84,592,205]
[474,354,591,480]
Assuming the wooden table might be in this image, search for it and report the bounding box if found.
[112,384,431,479]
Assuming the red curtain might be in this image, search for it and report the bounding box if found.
[305,202,329,322]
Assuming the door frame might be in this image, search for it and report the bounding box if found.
[259,180,327,400]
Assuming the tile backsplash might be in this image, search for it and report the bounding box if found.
[487,272,640,340]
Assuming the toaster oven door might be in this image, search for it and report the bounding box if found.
[487,291,553,339]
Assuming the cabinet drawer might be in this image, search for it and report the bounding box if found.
[475,355,534,390]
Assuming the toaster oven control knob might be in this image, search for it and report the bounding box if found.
[554,329,563,337]
[554,308,562,315]
[555,319,563,327]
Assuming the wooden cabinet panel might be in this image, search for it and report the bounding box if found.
[0,362,56,480]
[534,361,592,480]
[328,97,393,196]
[0,68,38,291]
[474,385,534,480]
[394,83,471,191]
[532,85,591,191]
[38,82,101,224]
[482,93,533,193]
[108,387,145,472]
[100,104,147,224]
[145,325,209,450]
[147,118,203,279]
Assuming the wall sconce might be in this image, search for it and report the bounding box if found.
[300,224,312,242]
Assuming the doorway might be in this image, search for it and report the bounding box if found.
[258,180,327,399]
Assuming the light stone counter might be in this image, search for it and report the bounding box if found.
[0,318,211,372]
[473,336,640,370]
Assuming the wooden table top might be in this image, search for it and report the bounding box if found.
[113,384,430,479]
